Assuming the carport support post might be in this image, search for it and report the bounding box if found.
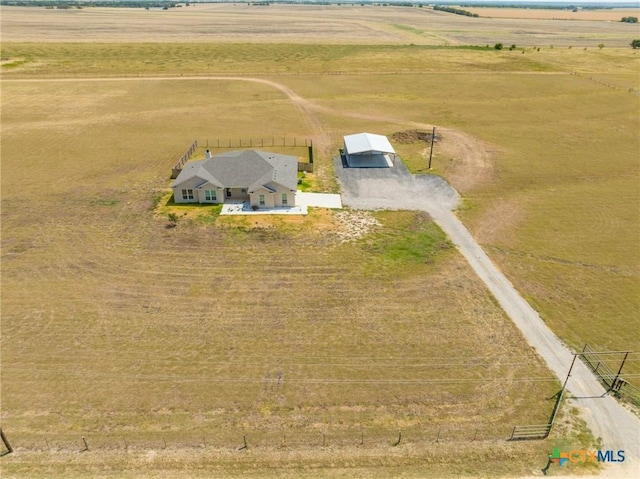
[428,126,436,169]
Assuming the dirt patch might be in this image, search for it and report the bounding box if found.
[437,127,499,193]
[334,210,381,243]
[389,129,439,144]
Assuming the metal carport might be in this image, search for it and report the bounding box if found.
[342,132,396,168]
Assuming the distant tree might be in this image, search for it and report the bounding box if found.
[494,43,503,50]
[631,39,640,49]
[433,5,479,18]
[621,16,638,23]
[598,43,605,49]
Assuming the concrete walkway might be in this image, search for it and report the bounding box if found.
[335,157,640,474]
[219,192,342,216]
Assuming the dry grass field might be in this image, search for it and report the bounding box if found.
[1,4,638,47]
[1,77,572,478]
[1,4,638,478]
[466,7,640,22]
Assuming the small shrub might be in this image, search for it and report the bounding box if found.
[494,43,503,50]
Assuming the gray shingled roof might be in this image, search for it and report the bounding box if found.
[172,150,298,191]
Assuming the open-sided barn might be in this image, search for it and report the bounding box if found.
[343,132,396,168]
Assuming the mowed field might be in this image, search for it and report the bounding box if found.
[1,4,639,478]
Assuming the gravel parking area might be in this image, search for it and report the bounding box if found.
[334,156,460,212]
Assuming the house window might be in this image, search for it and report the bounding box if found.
[259,195,265,206]
[281,193,288,205]
[241,188,247,193]
[182,189,194,200]
[205,190,217,201]
[226,188,232,198]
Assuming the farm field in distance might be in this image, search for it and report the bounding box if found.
[465,7,640,21]
[1,4,639,478]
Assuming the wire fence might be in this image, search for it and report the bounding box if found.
[3,424,542,455]
[580,344,640,407]
[171,140,198,179]
[201,137,312,149]
[170,138,315,178]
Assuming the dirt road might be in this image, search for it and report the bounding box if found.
[335,158,640,475]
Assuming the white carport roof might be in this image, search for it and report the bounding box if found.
[344,133,395,155]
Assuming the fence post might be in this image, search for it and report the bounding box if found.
[510,426,516,441]
[238,435,247,450]
[611,352,630,392]
[0,428,13,456]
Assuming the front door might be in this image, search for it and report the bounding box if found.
[226,188,232,198]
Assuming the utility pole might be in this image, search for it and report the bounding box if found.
[428,126,436,169]
[549,354,578,429]
[611,351,629,392]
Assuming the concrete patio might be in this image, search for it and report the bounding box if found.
[220,191,342,216]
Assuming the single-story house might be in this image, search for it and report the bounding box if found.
[342,132,396,168]
[172,149,298,208]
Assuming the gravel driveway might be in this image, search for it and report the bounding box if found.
[334,156,460,211]
[335,157,640,473]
